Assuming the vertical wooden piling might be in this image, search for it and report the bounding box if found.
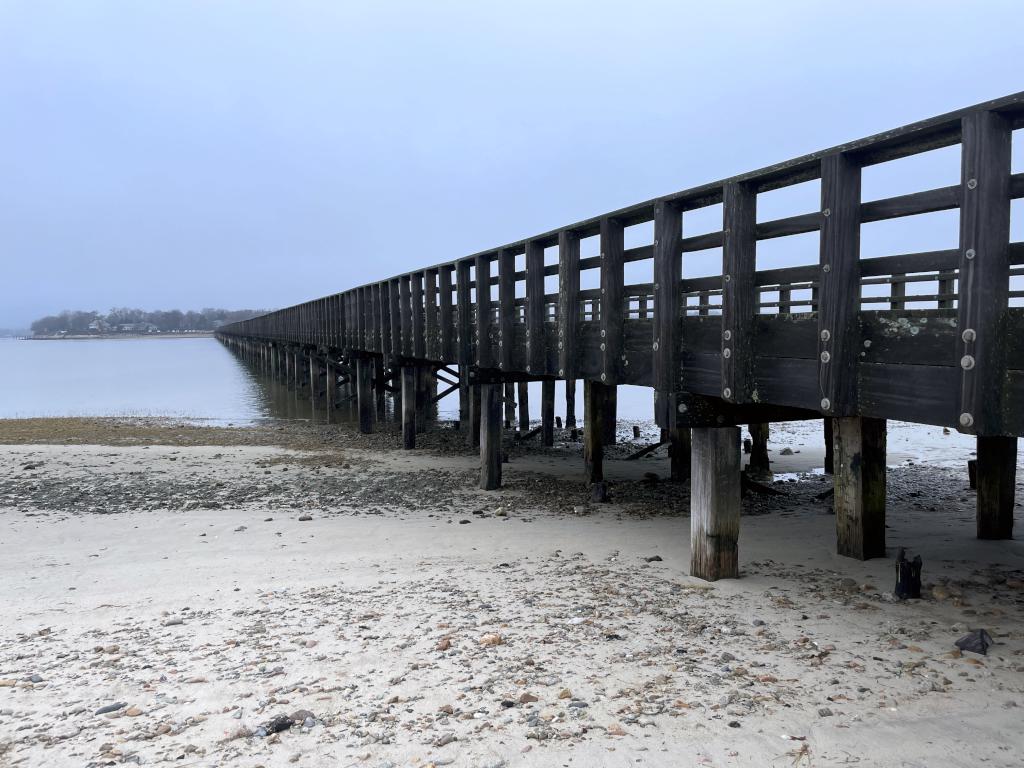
[670,427,691,482]
[356,357,373,434]
[976,436,1017,539]
[690,427,741,581]
[541,379,555,447]
[373,356,387,419]
[326,362,337,421]
[565,379,577,430]
[480,382,502,490]
[401,366,416,449]
[517,382,530,433]
[469,384,482,448]
[748,423,770,473]
[833,417,887,560]
[584,380,608,483]
[823,418,834,474]
[602,385,617,445]
[503,381,515,429]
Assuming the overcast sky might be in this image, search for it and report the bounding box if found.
[1,0,1021,328]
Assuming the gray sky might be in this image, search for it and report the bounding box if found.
[1,0,1022,328]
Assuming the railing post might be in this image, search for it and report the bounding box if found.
[498,248,514,371]
[557,230,580,381]
[475,254,492,369]
[599,218,624,385]
[653,200,682,428]
[412,271,426,359]
[525,240,545,375]
[456,260,472,367]
[721,182,757,403]
[818,152,862,417]
[439,265,454,360]
[956,110,1013,437]
[425,268,439,359]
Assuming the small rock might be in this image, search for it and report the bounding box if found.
[95,703,127,716]
[162,618,184,627]
[645,555,663,563]
[479,633,503,647]
[434,732,456,747]
[519,692,539,704]
[297,515,313,522]
[818,707,833,717]
[125,707,143,717]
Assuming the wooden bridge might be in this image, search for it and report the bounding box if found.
[217,92,1024,580]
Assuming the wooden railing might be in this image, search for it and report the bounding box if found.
[219,92,1024,437]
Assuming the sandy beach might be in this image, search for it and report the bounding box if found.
[1,417,1023,768]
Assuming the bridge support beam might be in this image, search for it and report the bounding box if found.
[503,382,516,430]
[669,427,691,482]
[584,380,610,483]
[356,358,374,434]
[309,356,322,411]
[748,423,770,474]
[517,382,530,433]
[480,382,502,490]
[976,435,1017,540]
[824,419,835,474]
[401,365,416,449]
[468,384,481,448]
[602,385,617,445]
[458,373,470,431]
[325,362,337,420]
[565,379,577,430]
[690,426,740,581]
[416,366,434,433]
[374,356,387,419]
[541,380,555,447]
[834,417,887,560]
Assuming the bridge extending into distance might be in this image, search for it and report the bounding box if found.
[218,92,1024,581]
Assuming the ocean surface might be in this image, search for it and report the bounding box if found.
[0,336,658,424]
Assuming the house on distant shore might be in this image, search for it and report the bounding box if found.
[88,319,111,333]
[116,322,158,333]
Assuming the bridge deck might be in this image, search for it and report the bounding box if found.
[218,92,1024,579]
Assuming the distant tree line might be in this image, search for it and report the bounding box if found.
[30,307,269,336]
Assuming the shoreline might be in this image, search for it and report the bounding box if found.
[1,417,1022,767]
[21,332,215,340]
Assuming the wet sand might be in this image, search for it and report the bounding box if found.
[1,418,1023,767]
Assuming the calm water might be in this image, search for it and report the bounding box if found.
[0,337,656,423]
[0,337,269,422]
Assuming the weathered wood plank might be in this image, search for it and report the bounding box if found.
[412,272,426,359]
[956,110,1013,435]
[584,379,608,483]
[498,248,515,371]
[833,417,886,560]
[439,265,454,360]
[456,260,472,366]
[818,152,862,416]
[721,181,757,403]
[653,200,682,427]
[558,231,581,380]
[425,269,439,359]
[541,379,555,446]
[475,254,492,368]
[480,382,502,489]
[600,218,625,384]
[525,240,545,375]
[690,426,740,581]
[976,435,1017,539]
[401,365,416,449]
